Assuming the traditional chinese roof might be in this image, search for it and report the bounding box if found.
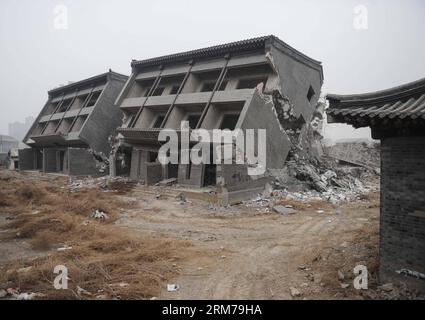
[326,77,425,128]
[131,35,323,77]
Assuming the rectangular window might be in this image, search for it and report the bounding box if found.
[200,80,228,92]
[218,80,228,91]
[151,87,165,96]
[87,91,101,107]
[186,114,201,129]
[148,151,158,163]
[152,115,165,128]
[236,77,268,89]
[170,85,180,95]
[186,163,192,180]
[58,99,72,113]
[220,114,240,130]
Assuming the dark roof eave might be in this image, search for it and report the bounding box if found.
[48,70,128,96]
[326,77,425,107]
[131,35,323,72]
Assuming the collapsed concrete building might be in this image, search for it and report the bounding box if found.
[113,36,324,200]
[327,77,425,292]
[20,71,128,175]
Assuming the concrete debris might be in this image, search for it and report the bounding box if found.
[379,283,394,292]
[77,286,92,296]
[57,245,73,251]
[89,209,109,220]
[324,141,380,170]
[167,284,180,292]
[69,176,132,192]
[337,270,345,281]
[273,205,297,215]
[289,286,302,297]
[87,148,110,173]
[265,155,379,205]
[109,282,129,288]
[17,266,33,273]
[158,178,177,186]
[396,269,425,280]
[2,288,44,300]
[372,282,424,300]
[176,192,187,204]
[340,283,350,289]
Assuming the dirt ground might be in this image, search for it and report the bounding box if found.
[0,169,382,299]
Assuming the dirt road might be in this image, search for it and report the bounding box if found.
[116,186,380,299]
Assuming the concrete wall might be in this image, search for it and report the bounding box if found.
[217,163,270,204]
[79,77,127,154]
[380,136,425,292]
[269,45,322,123]
[128,148,164,184]
[239,91,291,169]
[42,148,57,173]
[146,162,163,185]
[129,148,142,181]
[177,160,204,188]
[68,147,99,176]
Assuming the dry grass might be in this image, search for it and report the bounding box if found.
[0,171,193,299]
[297,196,380,299]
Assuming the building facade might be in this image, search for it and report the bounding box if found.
[327,77,425,292]
[113,36,324,199]
[20,70,128,175]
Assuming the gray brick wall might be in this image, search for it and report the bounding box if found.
[380,136,425,291]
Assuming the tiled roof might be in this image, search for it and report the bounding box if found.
[131,35,322,69]
[48,70,128,96]
[326,77,425,125]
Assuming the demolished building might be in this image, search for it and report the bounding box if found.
[20,70,128,175]
[113,36,324,200]
[327,77,425,292]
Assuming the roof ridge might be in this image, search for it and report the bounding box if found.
[131,35,322,68]
[327,77,425,103]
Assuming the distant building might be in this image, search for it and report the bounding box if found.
[327,77,425,293]
[8,117,35,142]
[0,134,18,167]
[20,70,128,175]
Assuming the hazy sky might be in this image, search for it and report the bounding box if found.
[1,0,424,141]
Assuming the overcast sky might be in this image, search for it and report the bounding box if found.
[1,0,424,141]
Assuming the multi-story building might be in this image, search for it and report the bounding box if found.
[20,70,128,175]
[113,36,324,200]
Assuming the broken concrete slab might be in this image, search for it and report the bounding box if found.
[159,178,177,186]
[273,205,297,215]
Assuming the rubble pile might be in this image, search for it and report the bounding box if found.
[68,176,134,193]
[283,156,378,202]
[246,149,380,208]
